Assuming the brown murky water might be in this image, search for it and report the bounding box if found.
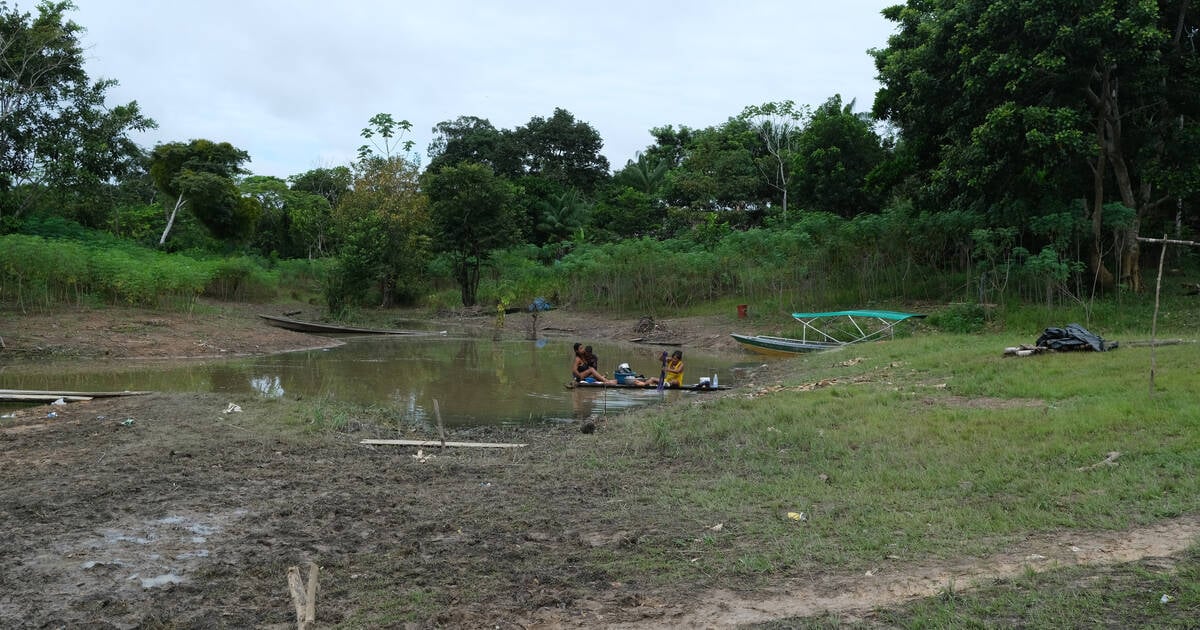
[0,336,751,427]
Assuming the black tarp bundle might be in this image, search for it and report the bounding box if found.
[1035,324,1117,352]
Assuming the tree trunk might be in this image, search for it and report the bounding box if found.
[1095,67,1143,293]
[1089,152,1115,291]
[158,193,185,247]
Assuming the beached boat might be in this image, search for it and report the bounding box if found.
[730,334,837,356]
[258,314,446,336]
[566,381,731,391]
[732,310,925,356]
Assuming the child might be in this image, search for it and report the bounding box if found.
[664,350,684,388]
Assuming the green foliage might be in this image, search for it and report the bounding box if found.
[0,233,210,309]
[926,302,988,333]
[149,139,256,245]
[0,223,334,310]
[590,186,663,241]
[511,108,610,193]
[357,113,415,162]
[202,256,277,302]
[872,0,1200,291]
[425,162,520,306]
[329,155,430,309]
[0,0,155,223]
[791,95,887,217]
[452,201,1005,314]
[534,188,591,244]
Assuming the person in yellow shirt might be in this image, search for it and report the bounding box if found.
[664,350,684,388]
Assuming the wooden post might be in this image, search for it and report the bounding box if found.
[434,398,446,447]
[1149,235,1168,397]
[287,563,318,629]
[1138,235,1200,398]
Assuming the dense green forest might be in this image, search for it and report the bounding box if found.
[2,1,1197,317]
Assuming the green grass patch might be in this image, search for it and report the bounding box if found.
[592,333,1200,586]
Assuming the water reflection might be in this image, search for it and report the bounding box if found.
[0,337,749,427]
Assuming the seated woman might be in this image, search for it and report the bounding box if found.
[572,342,615,384]
[664,349,684,388]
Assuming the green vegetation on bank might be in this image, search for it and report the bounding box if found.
[0,231,327,310]
[604,334,1198,581]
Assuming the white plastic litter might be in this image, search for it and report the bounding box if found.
[222,403,242,414]
[50,397,67,406]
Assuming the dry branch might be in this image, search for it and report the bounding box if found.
[1077,451,1121,471]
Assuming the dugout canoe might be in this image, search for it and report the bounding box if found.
[258,314,446,336]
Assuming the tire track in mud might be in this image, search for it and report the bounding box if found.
[587,515,1200,628]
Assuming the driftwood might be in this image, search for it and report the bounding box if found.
[287,563,318,629]
[1002,345,1047,357]
[1122,339,1194,347]
[1077,451,1121,471]
[628,338,682,346]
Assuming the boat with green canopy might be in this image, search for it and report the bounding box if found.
[732,310,925,356]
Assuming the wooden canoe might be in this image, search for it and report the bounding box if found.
[730,334,839,356]
[566,381,731,391]
[258,314,446,336]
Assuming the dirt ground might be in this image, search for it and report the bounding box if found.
[1,302,1196,628]
[0,301,744,360]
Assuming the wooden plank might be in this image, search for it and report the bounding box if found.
[0,389,150,398]
[360,439,527,449]
[0,394,93,403]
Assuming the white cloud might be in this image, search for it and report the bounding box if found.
[64,0,897,177]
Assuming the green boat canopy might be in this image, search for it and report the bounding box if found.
[790,310,926,321]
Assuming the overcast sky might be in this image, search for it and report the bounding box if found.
[65,1,898,179]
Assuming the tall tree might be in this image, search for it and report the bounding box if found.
[288,166,351,209]
[665,119,767,213]
[426,115,519,175]
[149,140,257,245]
[425,162,520,307]
[738,100,809,220]
[614,152,668,195]
[0,0,154,226]
[792,95,887,217]
[873,0,1200,292]
[510,108,610,194]
[331,155,429,307]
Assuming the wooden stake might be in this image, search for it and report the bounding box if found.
[283,561,316,624]
[1150,234,1167,397]
[304,564,318,625]
[433,398,446,447]
[287,563,318,628]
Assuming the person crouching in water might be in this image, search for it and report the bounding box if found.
[664,349,684,388]
[572,342,615,384]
